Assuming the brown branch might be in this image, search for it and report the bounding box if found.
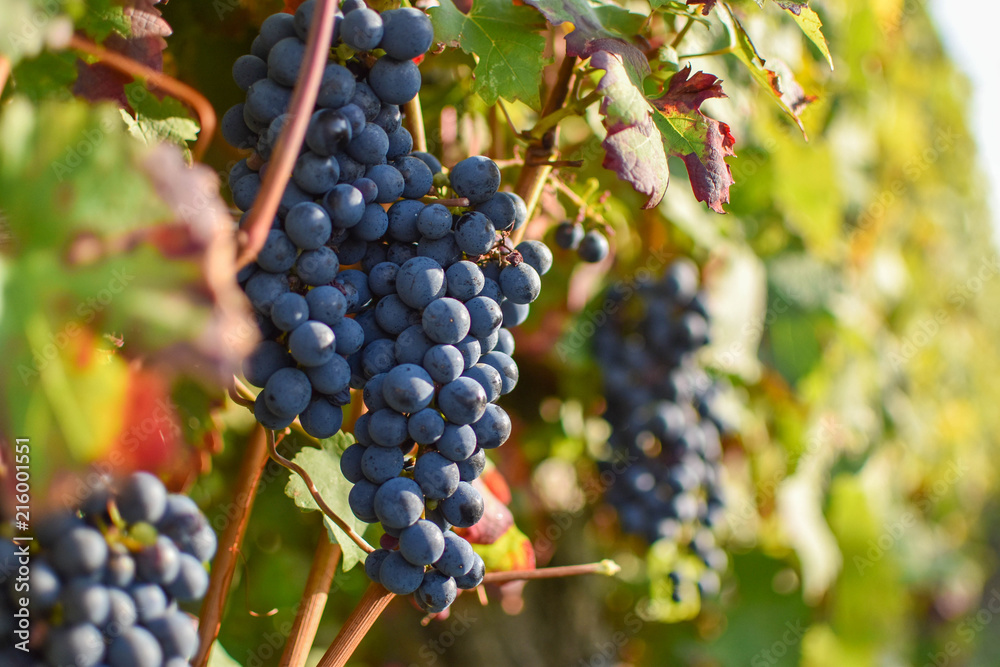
[266,429,375,554]
[482,560,621,585]
[236,0,339,270]
[67,35,216,162]
[403,94,427,153]
[280,537,343,667]
[316,583,395,667]
[512,54,578,245]
[0,55,10,98]
[193,424,271,667]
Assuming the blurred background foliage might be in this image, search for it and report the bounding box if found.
[156,0,1000,665]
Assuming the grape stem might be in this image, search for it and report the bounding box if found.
[670,16,696,49]
[0,55,10,97]
[235,0,340,270]
[481,560,621,585]
[66,35,216,162]
[512,54,579,245]
[549,176,610,228]
[403,94,427,153]
[279,537,343,667]
[316,583,395,667]
[193,424,272,667]
[265,428,376,554]
[528,90,602,141]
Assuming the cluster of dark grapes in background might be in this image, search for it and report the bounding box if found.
[594,259,729,600]
[0,472,216,667]
[553,220,609,263]
[226,4,553,612]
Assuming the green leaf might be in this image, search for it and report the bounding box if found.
[7,51,79,103]
[284,432,368,572]
[430,0,550,106]
[719,3,815,137]
[787,6,833,70]
[206,641,244,667]
[472,524,534,572]
[121,82,200,154]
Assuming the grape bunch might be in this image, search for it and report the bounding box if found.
[593,259,729,599]
[225,4,553,612]
[0,472,216,667]
[553,221,609,263]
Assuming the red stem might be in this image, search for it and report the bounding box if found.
[279,537,343,667]
[236,0,339,269]
[316,583,395,667]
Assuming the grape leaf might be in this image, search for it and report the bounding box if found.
[650,66,736,213]
[472,524,536,573]
[284,432,368,572]
[773,0,807,13]
[430,0,549,106]
[786,6,833,70]
[121,81,200,154]
[686,0,716,15]
[719,4,815,137]
[591,50,669,210]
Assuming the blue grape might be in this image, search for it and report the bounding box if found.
[516,240,553,275]
[439,481,483,527]
[479,276,503,304]
[263,367,312,418]
[221,104,255,149]
[396,257,447,309]
[346,122,389,164]
[362,338,398,378]
[306,109,353,156]
[434,531,475,578]
[445,261,485,301]
[129,582,168,623]
[257,230,297,273]
[166,553,209,602]
[244,78,292,129]
[60,580,111,626]
[463,363,502,404]
[279,180,314,218]
[422,298,471,344]
[411,151,443,174]
[379,7,434,60]
[135,535,182,586]
[288,320,337,367]
[501,299,530,328]
[267,36,305,86]
[437,377,487,425]
[415,569,457,613]
[415,204,452,240]
[496,327,515,356]
[408,408,446,445]
[361,444,404,484]
[294,0,316,39]
[471,403,511,449]
[422,344,464,384]
[157,496,217,562]
[475,192,517,230]
[417,234,462,267]
[364,548,390,584]
[30,560,62,610]
[554,221,584,249]
[305,285,348,326]
[296,246,341,285]
[393,156,433,199]
[366,164,405,203]
[270,292,310,331]
[363,373,389,411]
[435,424,477,462]
[477,328,499,354]
[453,552,485,589]
[341,7,383,51]
[367,56,421,106]
[108,626,163,667]
[323,183,366,228]
[233,54,267,91]
[382,363,435,413]
[341,443,367,483]
[53,527,108,578]
[254,393,295,429]
[413,451,459,500]
[348,479,379,522]
[386,125,413,160]
[317,63,356,108]
[454,335,482,370]
[375,294,419,335]
[578,230,609,262]
[353,202,390,242]
[117,471,168,525]
[456,448,486,481]
[499,262,541,304]
[480,351,518,395]
[146,610,199,660]
[394,325,434,364]
[300,398,344,438]
[465,296,503,339]
[105,586,138,631]
[293,153,340,196]
[373,477,424,529]
[259,11,298,52]
[449,156,500,205]
[354,177,380,205]
[367,408,409,447]
[387,242,418,265]
[378,550,425,595]
[332,317,365,354]
[454,211,496,256]
[399,520,445,566]
[374,103,402,134]
[339,102,367,134]
[45,623,106,667]
[387,199,424,243]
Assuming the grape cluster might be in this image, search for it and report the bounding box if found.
[0,472,216,667]
[593,259,729,598]
[226,4,553,612]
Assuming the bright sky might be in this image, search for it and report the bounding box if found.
[930,0,1000,238]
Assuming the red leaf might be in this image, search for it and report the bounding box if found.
[656,65,726,114]
[679,120,736,213]
[687,0,717,15]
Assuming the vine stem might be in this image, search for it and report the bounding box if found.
[67,35,216,162]
[0,55,10,97]
[670,16,695,49]
[529,90,601,140]
[193,424,272,667]
[279,537,343,667]
[481,560,621,585]
[403,94,427,153]
[266,429,375,554]
[512,54,578,245]
[236,0,339,270]
[316,583,395,667]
